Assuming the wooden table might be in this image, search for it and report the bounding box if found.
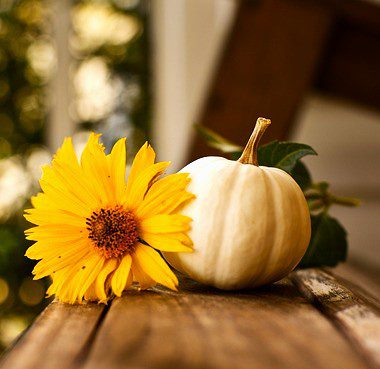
[1,266,379,369]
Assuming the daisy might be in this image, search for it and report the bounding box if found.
[24,134,194,304]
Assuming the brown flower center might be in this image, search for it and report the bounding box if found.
[86,206,139,259]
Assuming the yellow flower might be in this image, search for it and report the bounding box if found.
[24,134,194,304]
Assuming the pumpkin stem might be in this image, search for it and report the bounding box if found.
[238,117,271,165]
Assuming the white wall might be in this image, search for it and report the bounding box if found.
[48,0,75,151]
[292,95,380,269]
[151,0,237,170]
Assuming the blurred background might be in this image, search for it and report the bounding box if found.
[0,0,149,350]
[0,0,379,350]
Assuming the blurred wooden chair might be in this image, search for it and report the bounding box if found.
[190,0,380,160]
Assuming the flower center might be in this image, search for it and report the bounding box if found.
[86,206,139,259]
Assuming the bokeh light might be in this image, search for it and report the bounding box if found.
[18,278,45,306]
[71,2,140,53]
[0,0,149,352]
[27,38,57,82]
[0,278,9,304]
[0,316,29,348]
[0,157,31,221]
[73,57,117,121]
[26,147,51,185]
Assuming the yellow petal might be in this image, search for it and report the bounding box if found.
[137,192,194,219]
[76,255,105,303]
[25,238,84,260]
[48,263,82,301]
[126,142,155,195]
[80,133,113,206]
[39,175,91,217]
[95,258,118,302]
[123,162,170,208]
[132,244,178,290]
[32,239,90,279]
[48,162,100,208]
[25,224,86,242]
[107,138,127,201]
[131,260,156,290]
[168,232,193,246]
[52,137,80,171]
[83,281,98,302]
[111,254,132,297]
[31,193,52,210]
[49,137,101,206]
[140,214,192,234]
[143,172,190,202]
[142,233,193,253]
[66,252,104,304]
[135,172,194,218]
[24,208,85,228]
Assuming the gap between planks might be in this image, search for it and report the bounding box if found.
[290,268,380,369]
[0,269,379,369]
[78,277,374,369]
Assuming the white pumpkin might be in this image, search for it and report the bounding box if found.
[164,118,311,290]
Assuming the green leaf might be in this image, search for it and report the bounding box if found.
[195,125,243,156]
[298,214,347,268]
[290,161,312,190]
[258,141,317,173]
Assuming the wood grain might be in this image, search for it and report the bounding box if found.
[2,271,379,369]
[333,263,380,302]
[81,278,368,369]
[0,301,105,369]
[291,268,380,369]
[317,19,380,110]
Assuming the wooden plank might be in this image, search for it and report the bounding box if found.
[333,263,380,304]
[316,20,380,110]
[81,277,369,369]
[0,301,105,369]
[327,0,380,31]
[291,268,380,369]
[190,0,334,161]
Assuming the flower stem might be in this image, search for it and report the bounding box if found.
[238,117,271,165]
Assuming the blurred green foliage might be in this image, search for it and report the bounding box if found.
[0,0,149,349]
[0,0,47,158]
